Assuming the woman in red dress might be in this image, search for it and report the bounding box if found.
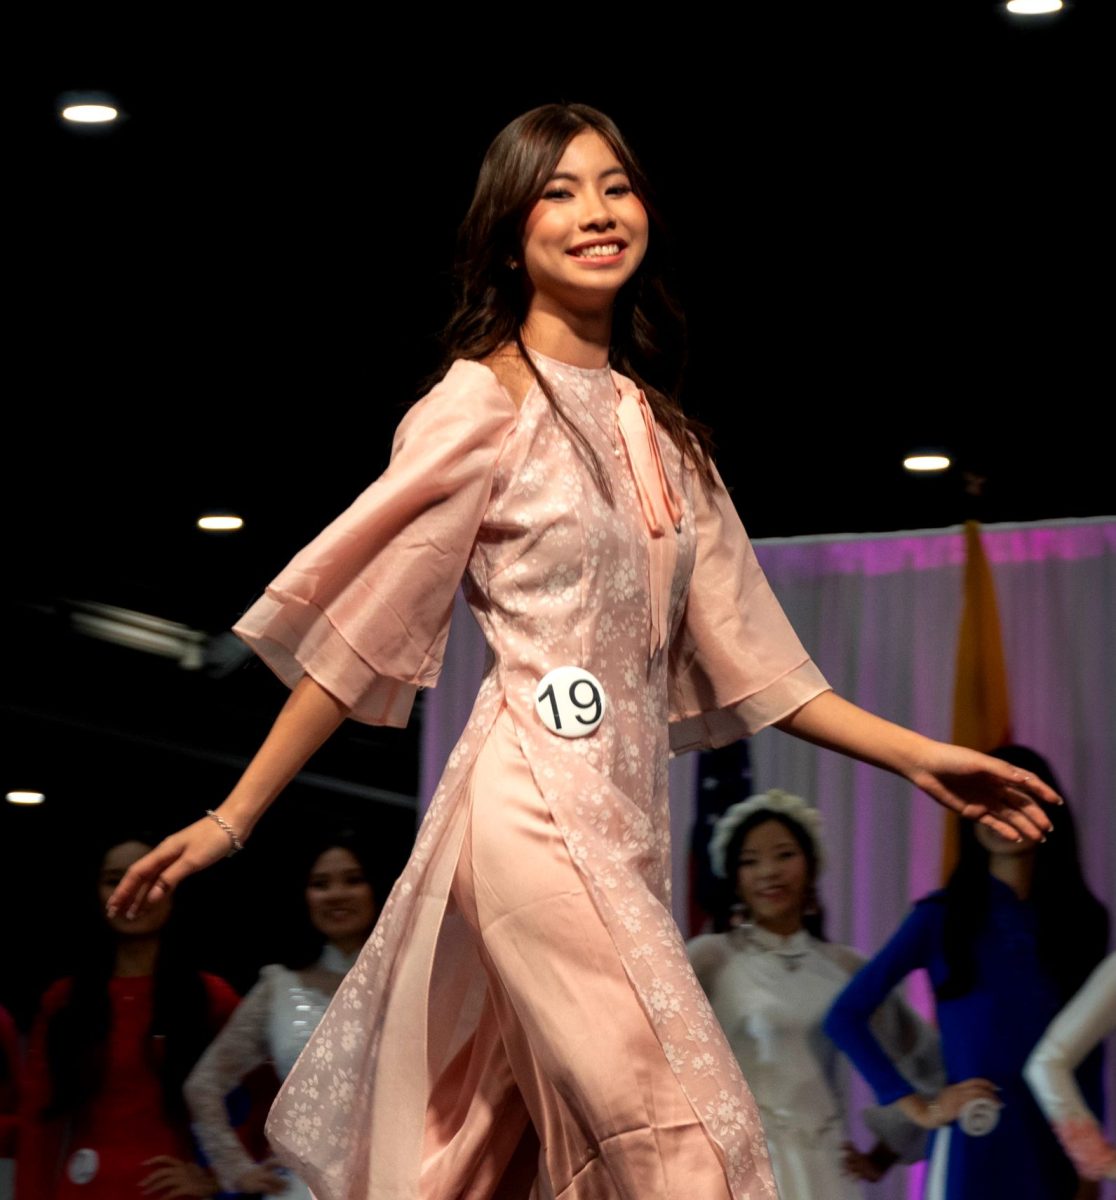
[17,836,239,1199]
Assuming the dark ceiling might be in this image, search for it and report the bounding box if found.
[2,3,1110,1010]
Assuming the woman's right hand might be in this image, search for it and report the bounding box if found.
[897,1079,1000,1128]
[236,1162,290,1195]
[106,815,239,919]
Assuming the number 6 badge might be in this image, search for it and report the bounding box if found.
[534,666,606,738]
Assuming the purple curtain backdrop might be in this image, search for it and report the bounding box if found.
[421,518,1115,1200]
[749,517,1116,1200]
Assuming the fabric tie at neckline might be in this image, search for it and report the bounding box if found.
[616,387,685,656]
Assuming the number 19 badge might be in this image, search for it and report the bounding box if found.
[534,666,606,738]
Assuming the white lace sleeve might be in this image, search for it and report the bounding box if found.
[184,968,277,1192]
[1025,953,1116,1181]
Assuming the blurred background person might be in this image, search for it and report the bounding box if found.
[688,789,941,1198]
[16,835,240,1200]
[184,833,377,1198]
[0,1003,18,1200]
[1026,950,1116,1184]
[826,746,1109,1200]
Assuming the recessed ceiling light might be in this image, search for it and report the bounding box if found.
[61,103,119,124]
[1006,0,1063,13]
[7,791,46,806]
[903,453,951,473]
[198,515,244,531]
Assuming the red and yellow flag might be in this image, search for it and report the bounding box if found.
[943,520,1012,876]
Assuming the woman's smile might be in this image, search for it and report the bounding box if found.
[567,237,629,265]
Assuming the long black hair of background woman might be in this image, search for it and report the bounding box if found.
[42,831,214,1122]
[937,745,1108,1003]
[439,101,716,500]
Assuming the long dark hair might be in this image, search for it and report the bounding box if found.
[280,831,378,971]
[442,102,715,499]
[937,746,1108,1002]
[42,834,215,1122]
[725,810,827,940]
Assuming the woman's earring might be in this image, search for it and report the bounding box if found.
[507,257,520,271]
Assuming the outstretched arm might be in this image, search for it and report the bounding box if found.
[107,675,348,918]
[775,691,1058,843]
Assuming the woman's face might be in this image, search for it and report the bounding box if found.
[100,841,172,937]
[736,819,811,935]
[521,129,648,316]
[305,847,376,949]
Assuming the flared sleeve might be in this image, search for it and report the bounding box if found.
[233,362,518,726]
[669,462,830,753]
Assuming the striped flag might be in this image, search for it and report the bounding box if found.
[943,520,1013,875]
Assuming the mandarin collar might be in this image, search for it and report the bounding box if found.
[741,924,814,958]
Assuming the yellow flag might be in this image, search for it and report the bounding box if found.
[943,520,1012,877]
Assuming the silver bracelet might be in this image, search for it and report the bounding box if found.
[205,809,245,856]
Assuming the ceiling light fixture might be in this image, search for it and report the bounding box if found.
[68,601,207,669]
[198,514,244,532]
[903,453,951,473]
[61,103,119,124]
[1005,0,1063,13]
[7,791,46,806]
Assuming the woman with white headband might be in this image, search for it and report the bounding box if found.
[689,789,943,1199]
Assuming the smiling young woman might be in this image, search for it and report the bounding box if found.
[18,837,239,1200]
[688,791,942,1199]
[108,103,1059,1200]
[825,747,1108,1200]
[182,835,377,1200]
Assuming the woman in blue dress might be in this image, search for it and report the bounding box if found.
[825,746,1108,1200]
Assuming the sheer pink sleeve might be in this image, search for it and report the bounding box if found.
[669,463,829,753]
[233,362,518,726]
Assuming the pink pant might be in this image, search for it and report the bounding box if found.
[420,710,731,1200]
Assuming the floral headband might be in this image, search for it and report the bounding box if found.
[708,789,824,879]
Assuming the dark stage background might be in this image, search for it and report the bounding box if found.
[4,4,1109,1020]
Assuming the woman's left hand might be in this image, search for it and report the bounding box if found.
[908,741,1059,844]
[140,1157,218,1198]
[775,693,1058,843]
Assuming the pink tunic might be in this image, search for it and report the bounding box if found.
[234,351,829,1199]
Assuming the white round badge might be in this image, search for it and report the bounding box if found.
[535,666,606,738]
[67,1148,100,1185]
[958,1098,1002,1137]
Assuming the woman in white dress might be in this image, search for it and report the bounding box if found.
[688,790,942,1199]
[1025,951,1116,1184]
[183,836,377,1198]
